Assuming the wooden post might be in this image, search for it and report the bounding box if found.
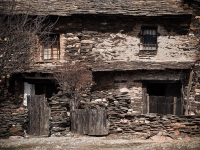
[147,94,149,114]
[173,97,177,115]
[185,70,194,115]
[142,86,147,114]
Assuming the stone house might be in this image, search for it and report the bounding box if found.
[0,0,200,138]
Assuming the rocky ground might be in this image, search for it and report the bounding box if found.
[0,134,200,150]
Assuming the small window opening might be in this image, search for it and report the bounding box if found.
[140,27,157,50]
[42,34,60,60]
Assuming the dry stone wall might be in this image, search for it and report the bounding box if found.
[48,93,70,137]
[0,75,27,138]
[54,15,196,65]
[80,70,200,137]
[109,114,200,137]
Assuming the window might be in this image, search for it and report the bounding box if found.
[42,34,60,60]
[140,27,157,50]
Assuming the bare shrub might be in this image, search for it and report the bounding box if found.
[53,61,93,110]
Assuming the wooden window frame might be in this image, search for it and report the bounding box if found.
[42,34,60,60]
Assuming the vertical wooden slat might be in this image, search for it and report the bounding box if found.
[142,86,147,114]
[150,96,157,113]
[82,109,89,135]
[70,110,77,133]
[181,85,184,115]
[27,95,31,134]
[44,97,50,136]
[157,96,162,114]
[147,94,149,114]
[35,95,41,135]
[31,95,36,135]
[88,109,97,135]
[39,95,44,135]
[77,109,83,134]
[185,70,194,115]
[162,97,166,115]
[95,109,103,135]
[166,97,170,115]
[102,110,109,135]
[173,97,177,115]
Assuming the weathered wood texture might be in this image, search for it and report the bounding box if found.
[27,95,50,136]
[71,109,108,136]
[142,86,147,114]
[149,96,174,115]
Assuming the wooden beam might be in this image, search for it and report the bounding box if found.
[147,94,149,114]
[185,70,194,115]
[190,27,200,31]
[173,97,177,115]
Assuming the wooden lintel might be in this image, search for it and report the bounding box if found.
[190,27,200,31]
[195,16,200,19]
[23,76,54,80]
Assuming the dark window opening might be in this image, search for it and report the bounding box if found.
[141,27,157,50]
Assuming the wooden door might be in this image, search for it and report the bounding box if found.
[71,109,109,136]
[27,95,50,136]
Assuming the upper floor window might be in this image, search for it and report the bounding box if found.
[140,27,157,50]
[42,34,60,60]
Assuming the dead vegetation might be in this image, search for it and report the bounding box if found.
[0,0,54,76]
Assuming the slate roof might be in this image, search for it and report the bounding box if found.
[1,0,191,16]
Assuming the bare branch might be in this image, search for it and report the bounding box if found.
[53,61,93,110]
[0,0,55,75]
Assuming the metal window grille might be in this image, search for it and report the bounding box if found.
[141,28,157,50]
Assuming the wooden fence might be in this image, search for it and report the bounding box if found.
[27,95,50,136]
[71,109,109,135]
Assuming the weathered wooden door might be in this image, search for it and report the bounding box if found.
[149,96,174,115]
[27,95,50,136]
[71,109,109,135]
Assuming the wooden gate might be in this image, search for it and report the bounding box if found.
[27,95,50,136]
[149,96,175,115]
[71,109,109,135]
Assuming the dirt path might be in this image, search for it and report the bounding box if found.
[0,135,200,150]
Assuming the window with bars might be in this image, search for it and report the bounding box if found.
[42,34,60,60]
[140,27,157,50]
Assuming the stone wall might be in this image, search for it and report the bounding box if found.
[109,114,200,137]
[55,15,194,64]
[80,70,200,137]
[48,93,70,137]
[0,75,27,138]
